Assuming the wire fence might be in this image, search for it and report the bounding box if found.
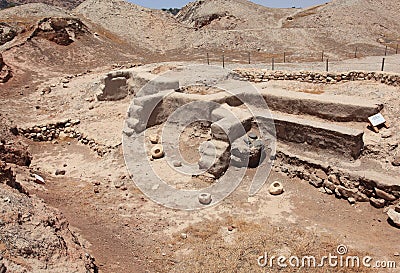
[198,44,400,73]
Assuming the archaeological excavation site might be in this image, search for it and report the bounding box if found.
[1,0,400,272]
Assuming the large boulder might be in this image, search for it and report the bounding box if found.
[31,17,89,46]
[0,22,17,45]
[0,53,12,83]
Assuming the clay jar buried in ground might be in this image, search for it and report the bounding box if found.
[151,144,164,159]
[269,181,284,195]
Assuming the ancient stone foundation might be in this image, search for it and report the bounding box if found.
[233,69,400,86]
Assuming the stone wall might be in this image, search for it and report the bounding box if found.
[18,119,113,156]
[232,69,400,86]
[275,150,399,208]
[96,70,132,101]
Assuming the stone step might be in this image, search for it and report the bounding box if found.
[215,80,382,122]
[271,111,364,159]
[258,88,383,122]
[214,105,364,159]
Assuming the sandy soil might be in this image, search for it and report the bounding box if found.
[1,1,400,271]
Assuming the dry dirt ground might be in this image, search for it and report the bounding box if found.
[1,58,400,272]
[1,0,400,271]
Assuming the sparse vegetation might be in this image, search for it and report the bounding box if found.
[161,7,181,16]
[0,0,18,9]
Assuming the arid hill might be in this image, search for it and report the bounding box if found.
[0,3,143,90]
[176,0,294,30]
[0,0,84,10]
[1,0,400,77]
[3,0,398,62]
[283,0,400,55]
[74,0,191,54]
[71,0,400,61]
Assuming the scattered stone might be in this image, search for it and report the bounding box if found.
[375,188,396,201]
[180,233,187,239]
[395,204,400,213]
[55,169,66,176]
[328,174,340,185]
[325,187,333,195]
[59,132,68,141]
[370,197,385,208]
[42,86,52,94]
[336,186,355,198]
[113,180,124,189]
[323,180,336,191]
[381,130,393,139]
[309,174,323,188]
[248,132,258,140]
[334,188,342,198]
[348,197,356,204]
[392,156,400,167]
[315,169,328,180]
[227,226,235,232]
[198,193,212,205]
[149,134,159,144]
[33,174,45,184]
[0,263,7,273]
[71,119,80,125]
[172,160,182,167]
[94,187,100,193]
[387,209,400,228]
[269,181,284,195]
